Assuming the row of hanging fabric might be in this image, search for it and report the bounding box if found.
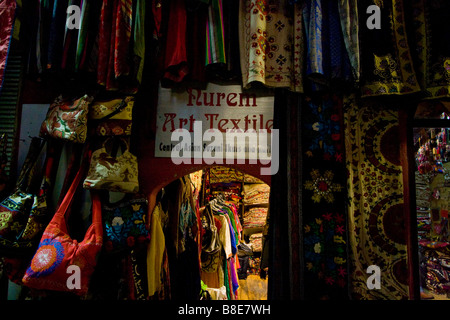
[140,176,244,300]
[18,0,359,95]
[200,193,243,300]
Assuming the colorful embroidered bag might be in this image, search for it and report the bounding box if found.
[102,193,150,253]
[0,138,59,256]
[22,156,103,295]
[89,96,134,136]
[39,94,93,143]
[83,138,139,193]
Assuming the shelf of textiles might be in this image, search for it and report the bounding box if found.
[242,183,270,240]
[202,167,243,205]
[415,128,450,174]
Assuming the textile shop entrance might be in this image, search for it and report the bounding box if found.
[149,165,270,300]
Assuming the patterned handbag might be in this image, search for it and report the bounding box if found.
[83,138,139,193]
[102,193,150,253]
[0,138,59,256]
[89,96,134,136]
[22,156,103,296]
[39,94,93,143]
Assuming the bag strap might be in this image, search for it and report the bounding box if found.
[56,143,84,206]
[52,147,91,232]
[96,96,133,122]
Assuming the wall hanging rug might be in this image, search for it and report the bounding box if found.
[22,156,103,296]
[301,93,349,300]
[358,0,421,98]
[344,95,408,300]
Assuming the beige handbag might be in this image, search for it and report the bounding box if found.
[83,138,139,193]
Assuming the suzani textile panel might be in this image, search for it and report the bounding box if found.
[344,96,408,300]
[301,94,349,300]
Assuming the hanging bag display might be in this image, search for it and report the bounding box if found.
[0,138,60,256]
[83,137,139,193]
[102,193,150,253]
[22,154,103,296]
[200,204,222,273]
[39,94,93,143]
[89,96,134,136]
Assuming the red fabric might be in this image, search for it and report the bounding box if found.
[22,157,103,296]
[163,0,188,83]
[0,0,16,91]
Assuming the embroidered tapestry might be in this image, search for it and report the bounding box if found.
[238,0,304,92]
[302,93,349,299]
[344,95,408,300]
[358,0,421,97]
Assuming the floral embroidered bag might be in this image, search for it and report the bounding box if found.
[22,155,103,295]
[83,137,139,193]
[39,94,93,143]
[89,96,134,136]
[101,193,150,253]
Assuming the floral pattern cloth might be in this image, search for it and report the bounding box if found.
[102,196,150,252]
[239,0,304,92]
[301,94,348,299]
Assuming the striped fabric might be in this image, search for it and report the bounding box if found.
[205,0,226,65]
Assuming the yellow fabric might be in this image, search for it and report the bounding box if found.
[147,203,166,296]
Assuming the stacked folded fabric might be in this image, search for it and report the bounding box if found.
[243,207,268,229]
[249,233,263,252]
[209,166,244,183]
[244,174,264,184]
[243,183,270,205]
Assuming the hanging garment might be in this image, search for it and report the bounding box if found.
[0,0,16,92]
[358,0,420,97]
[97,0,115,88]
[239,0,304,92]
[337,0,360,84]
[205,0,226,65]
[186,0,208,83]
[46,0,68,71]
[344,94,408,300]
[162,0,188,84]
[302,0,352,91]
[133,0,145,84]
[97,0,133,91]
[147,202,166,297]
[61,0,81,73]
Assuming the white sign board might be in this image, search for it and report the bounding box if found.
[155,83,275,163]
